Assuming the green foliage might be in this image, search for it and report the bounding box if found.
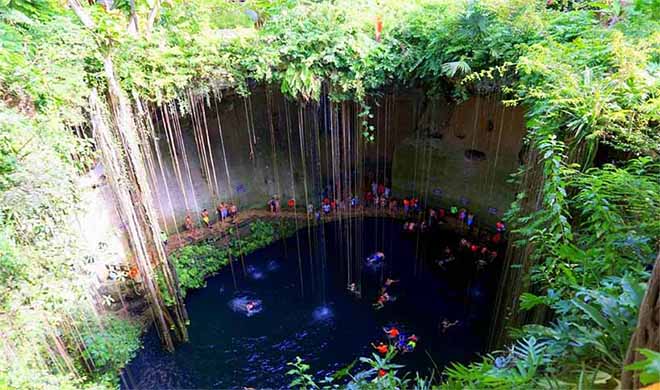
[520,276,644,380]
[287,349,435,390]
[1,1,659,388]
[444,337,550,389]
[167,220,296,299]
[80,316,142,380]
[511,158,660,297]
[625,349,660,386]
[489,156,660,387]
[286,356,319,389]
[170,243,229,295]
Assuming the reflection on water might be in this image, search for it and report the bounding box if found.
[228,294,263,317]
[312,305,334,323]
[121,218,502,389]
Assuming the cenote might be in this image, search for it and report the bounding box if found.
[121,218,503,389]
[7,2,660,389]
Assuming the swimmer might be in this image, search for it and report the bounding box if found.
[477,259,488,270]
[403,334,418,353]
[245,300,257,313]
[383,326,400,339]
[371,342,389,355]
[384,278,399,287]
[395,334,407,351]
[347,282,361,297]
[440,319,459,333]
[367,251,385,264]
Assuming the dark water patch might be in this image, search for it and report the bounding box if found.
[121,218,503,389]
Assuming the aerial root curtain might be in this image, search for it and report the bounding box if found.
[88,73,189,351]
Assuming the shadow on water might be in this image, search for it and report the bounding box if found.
[121,218,504,389]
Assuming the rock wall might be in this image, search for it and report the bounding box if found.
[147,89,526,231]
[391,94,526,225]
[148,88,313,232]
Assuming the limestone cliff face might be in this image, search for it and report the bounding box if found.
[149,88,313,232]
[391,94,526,225]
[147,89,525,230]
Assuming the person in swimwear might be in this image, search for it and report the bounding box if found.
[384,278,399,287]
[371,342,389,355]
[201,209,210,228]
[373,295,386,310]
[347,282,361,297]
[383,326,400,339]
[245,300,257,314]
[440,319,459,333]
[367,252,385,264]
[405,339,417,352]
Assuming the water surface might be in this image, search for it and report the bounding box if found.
[121,218,501,389]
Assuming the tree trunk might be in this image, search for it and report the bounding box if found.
[67,0,95,29]
[127,0,139,37]
[146,0,161,38]
[89,89,178,351]
[621,252,660,389]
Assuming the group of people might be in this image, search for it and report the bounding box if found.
[435,236,502,271]
[371,326,418,355]
[364,181,393,210]
[182,202,239,235]
[373,277,398,310]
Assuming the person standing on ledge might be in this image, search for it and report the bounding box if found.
[201,209,210,228]
[184,214,195,239]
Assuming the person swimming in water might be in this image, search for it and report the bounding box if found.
[405,334,418,352]
[245,301,257,314]
[366,251,385,265]
[383,326,400,339]
[384,278,399,287]
[440,319,459,333]
[373,291,392,310]
[347,282,361,298]
[371,342,389,355]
